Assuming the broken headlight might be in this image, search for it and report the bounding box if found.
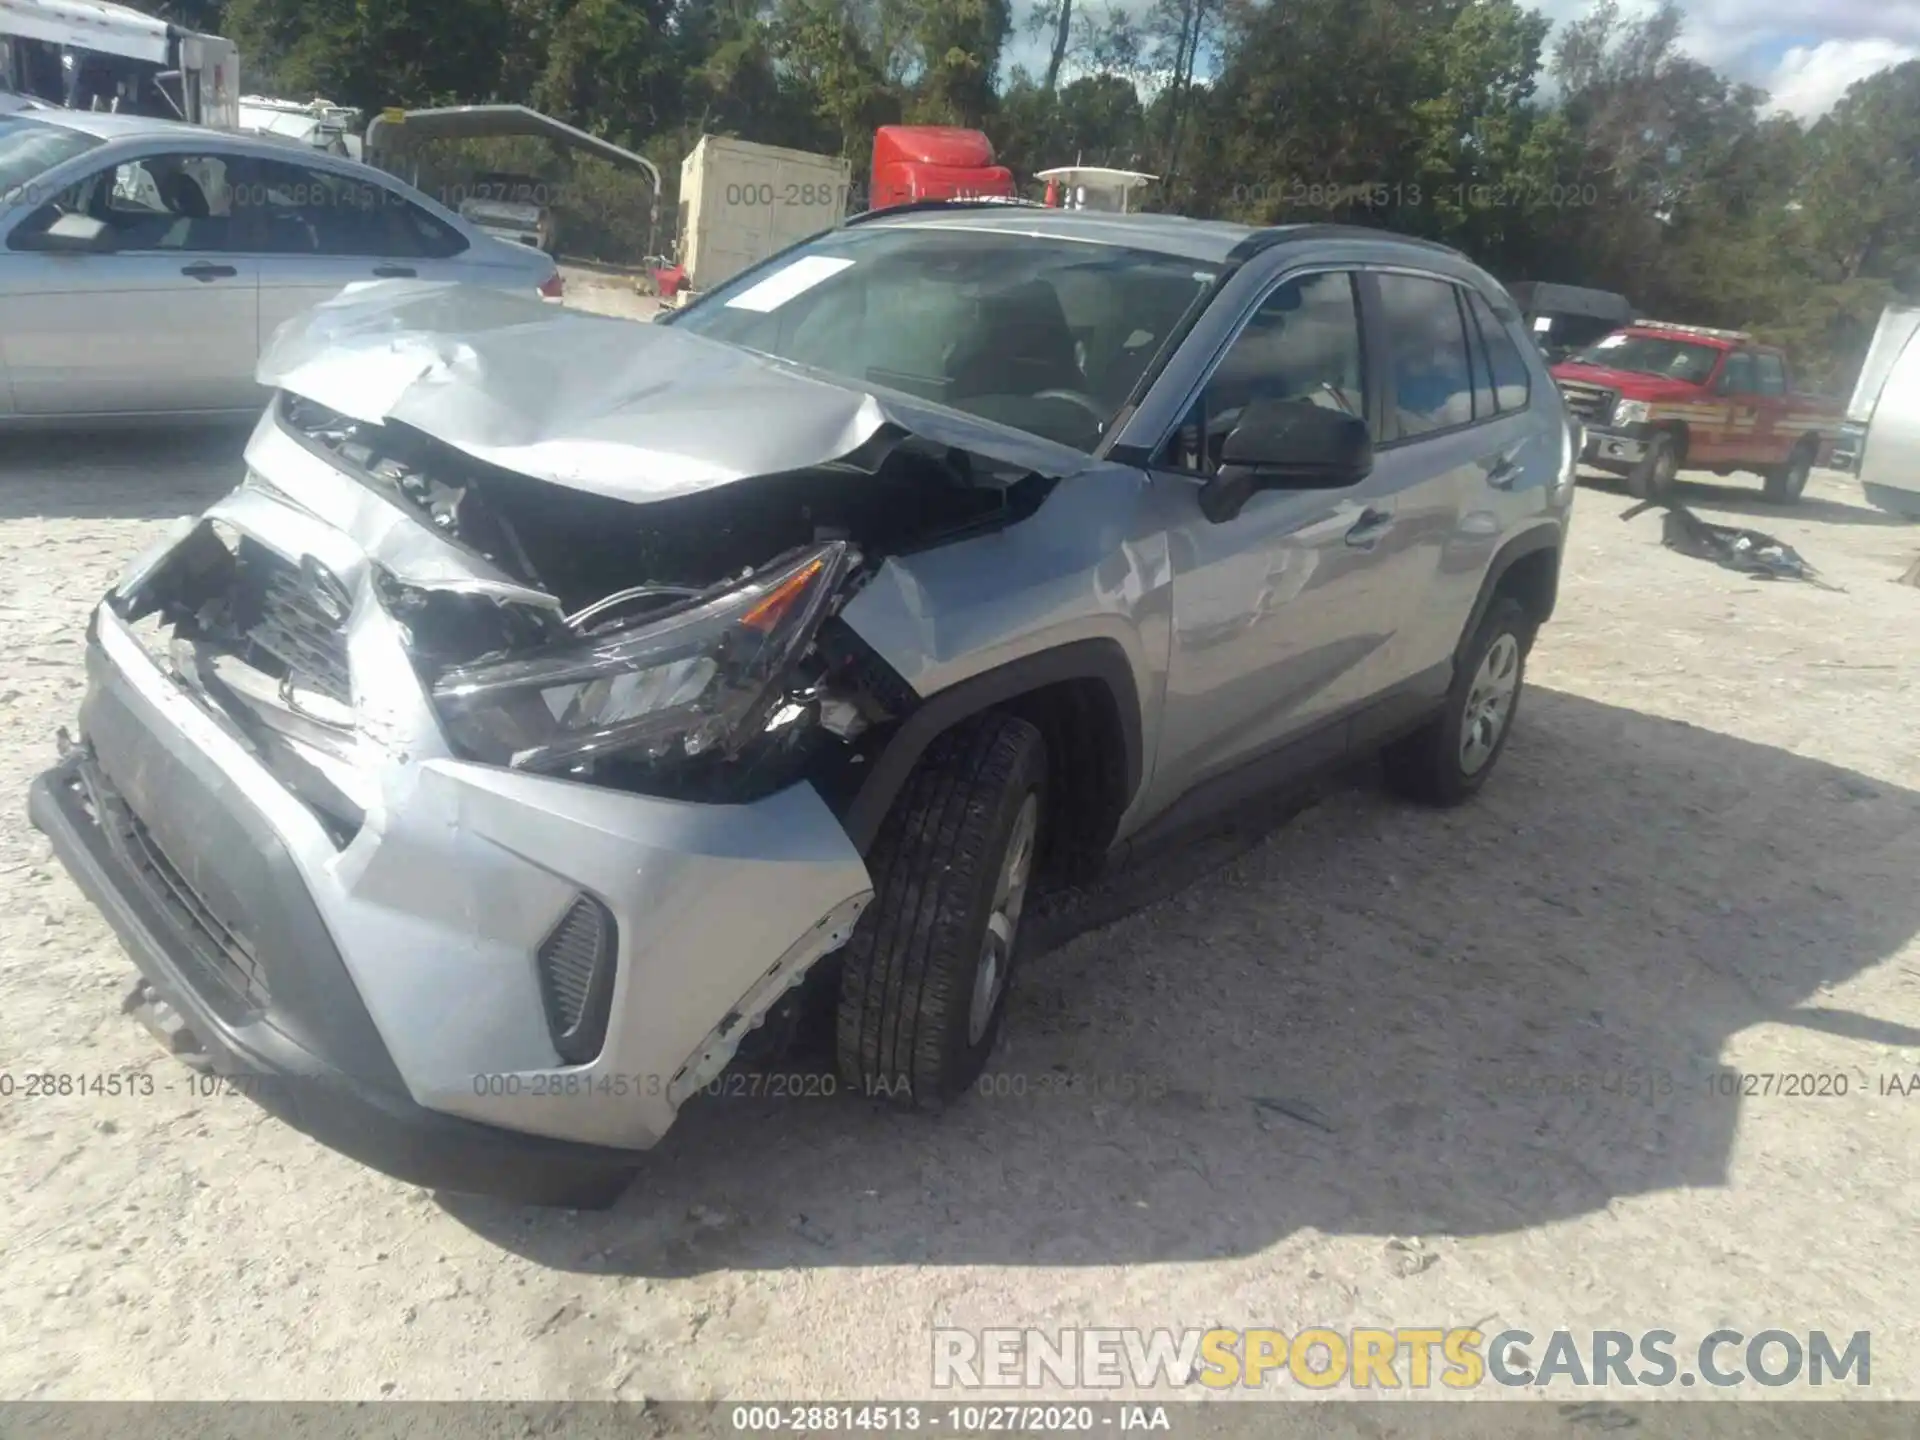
[431,541,855,772]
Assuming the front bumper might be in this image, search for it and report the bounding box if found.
[28,414,873,1197]
[31,747,642,1206]
[1580,424,1650,468]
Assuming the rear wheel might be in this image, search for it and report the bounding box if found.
[1628,433,1680,499]
[836,713,1046,1108]
[1382,598,1532,807]
[1764,441,1815,504]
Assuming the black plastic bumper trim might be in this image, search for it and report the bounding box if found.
[30,753,639,1209]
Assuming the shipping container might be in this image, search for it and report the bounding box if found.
[869,126,1014,209]
[676,134,851,294]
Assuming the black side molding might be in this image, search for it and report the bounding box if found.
[841,637,1144,855]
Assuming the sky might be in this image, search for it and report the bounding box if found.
[1003,0,1920,120]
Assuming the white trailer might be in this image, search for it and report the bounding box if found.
[675,134,851,297]
[1835,303,1920,476]
[1853,305,1920,520]
[236,94,360,156]
[0,0,237,127]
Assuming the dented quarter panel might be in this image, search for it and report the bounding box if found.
[257,280,1098,504]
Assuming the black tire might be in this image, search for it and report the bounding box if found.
[1764,441,1815,504]
[1627,432,1680,499]
[1381,597,1532,807]
[836,712,1046,1109]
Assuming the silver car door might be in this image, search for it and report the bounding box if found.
[1346,270,1492,693]
[0,151,259,415]
[234,156,428,348]
[1143,269,1403,813]
[237,158,528,350]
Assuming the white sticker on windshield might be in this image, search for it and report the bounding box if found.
[724,255,855,312]
[1532,315,1554,333]
[1595,333,1627,347]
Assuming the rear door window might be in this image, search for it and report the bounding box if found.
[1461,289,1497,419]
[235,159,467,258]
[1755,353,1787,395]
[1467,290,1531,413]
[1376,273,1475,439]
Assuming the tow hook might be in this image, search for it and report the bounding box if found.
[122,978,214,1073]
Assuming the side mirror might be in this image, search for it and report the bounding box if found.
[1712,372,1732,395]
[14,212,115,254]
[1198,397,1373,523]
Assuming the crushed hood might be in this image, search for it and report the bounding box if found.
[256,280,1094,505]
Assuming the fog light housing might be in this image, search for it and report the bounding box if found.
[537,893,618,1065]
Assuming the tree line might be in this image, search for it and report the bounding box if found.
[160,0,1919,390]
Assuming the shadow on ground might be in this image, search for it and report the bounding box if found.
[0,426,251,521]
[1579,468,1910,530]
[442,687,1920,1271]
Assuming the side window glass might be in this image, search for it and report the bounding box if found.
[1167,270,1365,475]
[399,199,468,258]
[1755,354,1787,396]
[1719,352,1756,393]
[1468,290,1531,412]
[12,154,236,251]
[1377,273,1476,439]
[1461,288,1496,420]
[235,160,423,257]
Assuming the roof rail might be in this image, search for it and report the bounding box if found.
[843,196,1047,226]
[1631,318,1753,343]
[1227,223,1465,262]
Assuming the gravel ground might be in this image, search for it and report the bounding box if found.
[2,305,1918,1409]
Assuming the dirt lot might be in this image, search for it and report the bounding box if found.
[3,341,1918,1405]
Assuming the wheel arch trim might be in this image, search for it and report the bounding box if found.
[839,638,1145,855]
[1456,525,1563,668]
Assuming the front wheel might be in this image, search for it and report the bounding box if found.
[836,713,1046,1108]
[1381,597,1532,807]
[1628,433,1680,499]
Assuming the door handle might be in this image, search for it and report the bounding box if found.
[372,264,416,278]
[1486,452,1523,490]
[180,262,237,281]
[1345,506,1392,548]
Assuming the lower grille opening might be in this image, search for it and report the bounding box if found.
[536,894,619,1065]
[74,756,271,1013]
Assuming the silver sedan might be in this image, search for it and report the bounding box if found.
[0,108,561,425]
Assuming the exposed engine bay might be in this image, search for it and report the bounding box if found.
[113,389,1053,842]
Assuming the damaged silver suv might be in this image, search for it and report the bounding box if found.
[30,208,1575,1206]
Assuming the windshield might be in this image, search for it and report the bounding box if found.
[0,116,103,206]
[669,226,1221,452]
[1572,333,1721,384]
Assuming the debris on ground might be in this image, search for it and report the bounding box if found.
[1622,498,1842,590]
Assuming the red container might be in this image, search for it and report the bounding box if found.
[869,126,1015,209]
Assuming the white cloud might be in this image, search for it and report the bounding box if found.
[1003,0,1920,120]
[1763,36,1920,115]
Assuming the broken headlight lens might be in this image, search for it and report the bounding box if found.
[431,541,854,772]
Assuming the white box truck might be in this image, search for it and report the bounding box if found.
[675,134,851,298]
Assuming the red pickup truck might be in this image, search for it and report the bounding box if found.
[1551,321,1841,504]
